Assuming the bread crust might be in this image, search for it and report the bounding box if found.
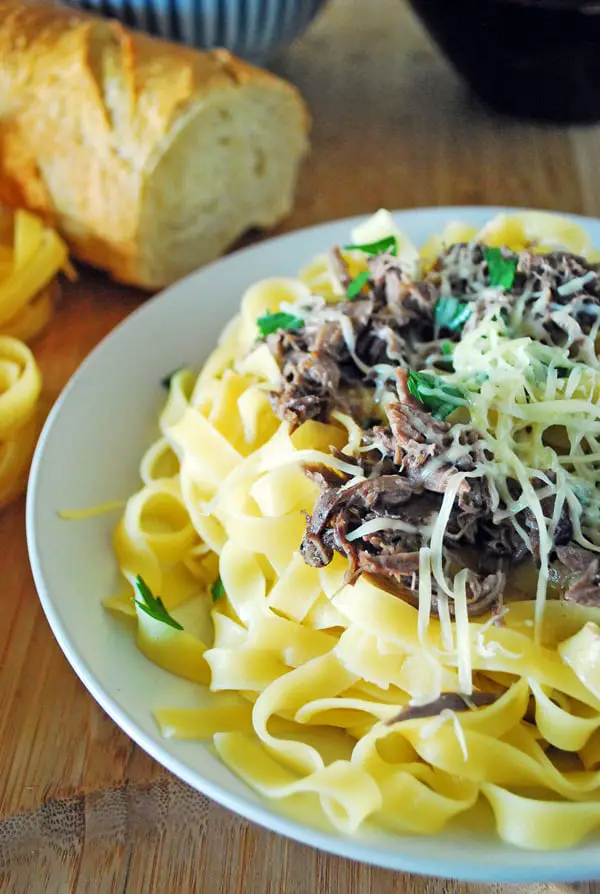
[0,1,310,288]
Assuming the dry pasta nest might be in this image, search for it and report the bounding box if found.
[0,206,69,508]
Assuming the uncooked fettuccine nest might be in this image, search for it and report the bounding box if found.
[0,208,69,508]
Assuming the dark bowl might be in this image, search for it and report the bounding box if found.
[407,0,600,123]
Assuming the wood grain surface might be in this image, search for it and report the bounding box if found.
[2,0,600,890]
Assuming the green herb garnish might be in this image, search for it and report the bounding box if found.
[161,366,186,390]
[434,296,472,334]
[347,270,371,300]
[343,235,398,257]
[407,370,468,421]
[256,311,304,337]
[134,575,183,630]
[211,575,225,603]
[483,246,517,290]
[441,341,454,356]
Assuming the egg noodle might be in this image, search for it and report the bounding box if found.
[0,208,68,507]
[109,210,600,850]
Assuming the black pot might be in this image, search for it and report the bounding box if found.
[407,0,600,123]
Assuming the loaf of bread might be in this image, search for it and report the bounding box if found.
[0,1,309,288]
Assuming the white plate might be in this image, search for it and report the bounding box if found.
[26,207,600,883]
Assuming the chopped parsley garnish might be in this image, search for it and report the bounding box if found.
[441,341,454,356]
[347,270,371,300]
[483,246,517,291]
[434,296,472,334]
[343,235,398,257]
[211,575,225,603]
[161,366,186,389]
[407,370,468,421]
[256,311,304,337]
[133,575,183,630]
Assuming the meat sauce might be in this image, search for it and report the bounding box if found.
[261,241,600,616]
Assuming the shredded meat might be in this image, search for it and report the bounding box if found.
[466,568,506,617]
[301,466,423,572]
[520,474,574,562]
[328,246,352,291]
[299,367,598,615]
[556,544,600,605]
[556,543,594,574]
[264,249,442,429]
[270,351,341,428]
[426,242,487,298]
[358,550,421,597]
[266,241,600,431]
[474,521,529,565]
[370,251,438,324]
[378,379,491,514]
[300,378,512,618]
[252,236,600,612]
[564,561,600,606]
[517,251,600,303]
[456,246,600,356]
[386,691,498,724]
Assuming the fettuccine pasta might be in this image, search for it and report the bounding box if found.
[109,210,600,849]
[0,208,69,508]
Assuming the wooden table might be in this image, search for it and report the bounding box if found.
[2,0,600,890]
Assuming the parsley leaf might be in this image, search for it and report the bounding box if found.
[134,575,183,630]
[434,296,472,335]
[256,311,304,337]
[483,246,517,290]
[441,341,454,356]
[407,370,468,421]
[211,575,225,603]
[347,270,371,300]
[343,235,398,257]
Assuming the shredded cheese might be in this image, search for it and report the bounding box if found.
[429,471,470,598]
[421,311,600,644]
[452,569,473,695]
[421,709,469,762]
[279,450,365,479]
[417,547,433,647]
[338,315,372,376]
[436,592,454,654]
[58,500,126,520]
[331,410,365,456]
[474,609,522,660]
[347,517,425,542]
[557,271,597,296]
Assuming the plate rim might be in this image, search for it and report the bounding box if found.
[26,205,600,882]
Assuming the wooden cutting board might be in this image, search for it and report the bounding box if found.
[2,0,600,890]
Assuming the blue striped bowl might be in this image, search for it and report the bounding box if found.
[73,0,327,61]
